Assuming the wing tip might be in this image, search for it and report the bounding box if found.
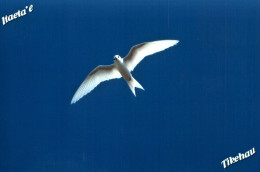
[70,98,77,104]
[70,94,81,104]
[169,40,179,46]
[155,39,179,47]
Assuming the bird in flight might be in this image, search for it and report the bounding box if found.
[71,40,179,104]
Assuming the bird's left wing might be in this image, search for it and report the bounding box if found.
[124,40,179,71]
[71,64,121,104]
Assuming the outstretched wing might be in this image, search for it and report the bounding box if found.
[123,40,179,71]
[71,64,121,104]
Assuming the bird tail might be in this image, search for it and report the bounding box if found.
[127,76,144,96]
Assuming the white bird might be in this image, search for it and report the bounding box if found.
[71,40,179,104]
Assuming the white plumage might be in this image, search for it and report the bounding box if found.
[71,65,121,104]
[124,40,179,71]
[71,40,179,104]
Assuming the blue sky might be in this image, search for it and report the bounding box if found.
[0,0,259,171]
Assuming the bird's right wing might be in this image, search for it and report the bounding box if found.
[71,64,121,104]
[124,40,179,71]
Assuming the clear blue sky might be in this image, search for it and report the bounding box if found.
[0,0,259,171]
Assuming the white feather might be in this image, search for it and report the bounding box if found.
[71,40,179,104]
[123,40,179,71]
[71,64,121,104]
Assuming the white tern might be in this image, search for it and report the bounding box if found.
[71,40,179,104]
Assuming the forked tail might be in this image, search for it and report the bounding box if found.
[127,76,144,96]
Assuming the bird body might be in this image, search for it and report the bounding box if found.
[113,55,144,96]
[114,55,132,82]
[71,40,179,104]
